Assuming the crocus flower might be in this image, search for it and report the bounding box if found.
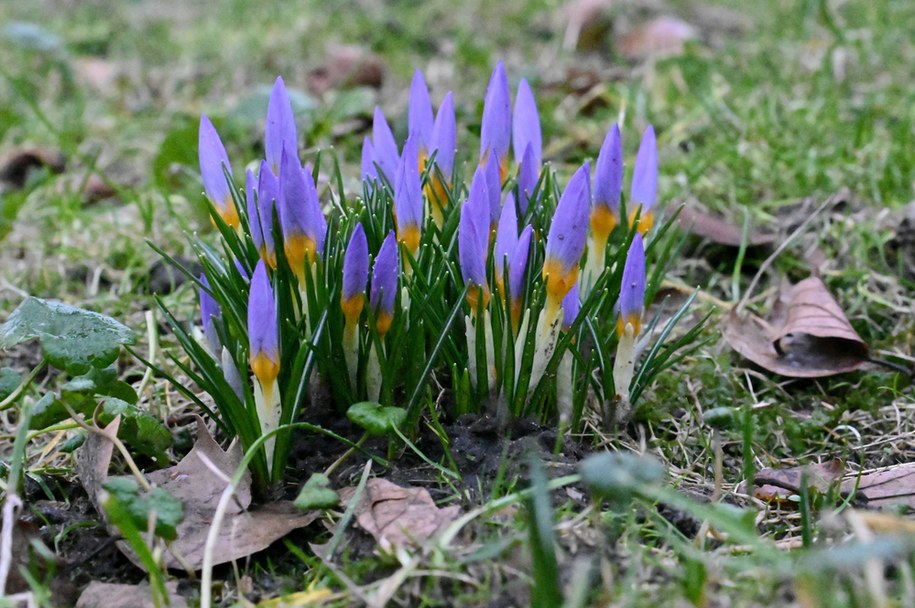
[512,78,542,170]
[199,274,221,354]
[494,193,532,328]
[341,224,369,324]
[198,114,239,228]
[370,231,399,336]
[278,143,327,279]
[629,125,657,235]
[494,192,519,295]
[484,156,502,226]
[265,77,298,174]
[617,233,646,337]
[458,173,491,313]
[361,136,377,184]
[542,162,591,307]
[517,143,538,216]
[479,61,511,183]
[372,106,399,182]
[247,161,278,267]
[591,124,623,247]
[394,137,424,257]
[427,92,455,226]
[248,260,279,391]
[408,69,434,166]
[561,283,580,332]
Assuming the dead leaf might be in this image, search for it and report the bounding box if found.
[677,203,775,247]
[618,16,699,60]
[82,174,119,203]
[841,463,915,510]
[75,416,122,513]
[145,416,251,514]
[0,147,66,189]
[723,277,870,377]
[339,478,460,552]
[78,415,320,571]
[307,45,384,95]
[740,459,844,502]
[562,0,614,52]
[76,581,187,608]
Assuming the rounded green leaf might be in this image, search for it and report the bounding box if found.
[346,401,407,436]
[294,473,340,510]
[0,298,136,375]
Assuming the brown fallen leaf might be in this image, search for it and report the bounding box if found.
[562,0,615,52]
[78,416,320,571]
[618,16,699,60]
[0,147,66,189]
[75,416,122,513]
[841,463,915,511]
[339,478,461,552]
[723,277,870,377]
[738,459,844,502]
[307,45,384,95]
[677,203,775,247]
[76,581,187,608]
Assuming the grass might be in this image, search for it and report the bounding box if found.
[1,0,915,606]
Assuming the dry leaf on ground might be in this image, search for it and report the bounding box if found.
[841,463,915,510]
[723,277,870,377]
[307,45,384,95]
[0,147,66,189]
[339,478,460,552]
[77,416,320,570]
[739,459,844,502]
[618,16,699,60]
[76,581,187,608]
[676,203,775,247]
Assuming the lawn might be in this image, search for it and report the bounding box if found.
[1,0,914,606]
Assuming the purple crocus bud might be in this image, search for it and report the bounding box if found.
[199,274,221,353]
[248,161,278,267]
[517,143,538,217]
[199,114,239,228]
[265,77,298,174]
[248,260,279,386]
[394,137,424,255]
[341,223,369,325]
[370,231,399,336]
[372,106,399,182]
[543,163,591,304]
[617,232,646,337]
[458,179,491,313]
[479,61,511,184]
[494,192,519,293]
[427,92,456,226]
[430,92,456,183]
[510,225,533,305]
[484,155,502,226]
[361,137,377,184]
[234,258,250,283]
[278,143,326,275]
[512,78,541,169]
[408,69,434,164]
[592,123,623,241]
[562,283,580,331]
[630,125,658,235]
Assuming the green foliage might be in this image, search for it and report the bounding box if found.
[294,473,340,510]
[346,401,407,436]
[101,477,184,542]
[0,297,136,375]
[0,367,21,401]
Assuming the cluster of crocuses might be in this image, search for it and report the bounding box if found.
[193,62,660,479]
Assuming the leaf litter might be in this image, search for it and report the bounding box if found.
[77,416,320,571]
[724,276,871,377]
